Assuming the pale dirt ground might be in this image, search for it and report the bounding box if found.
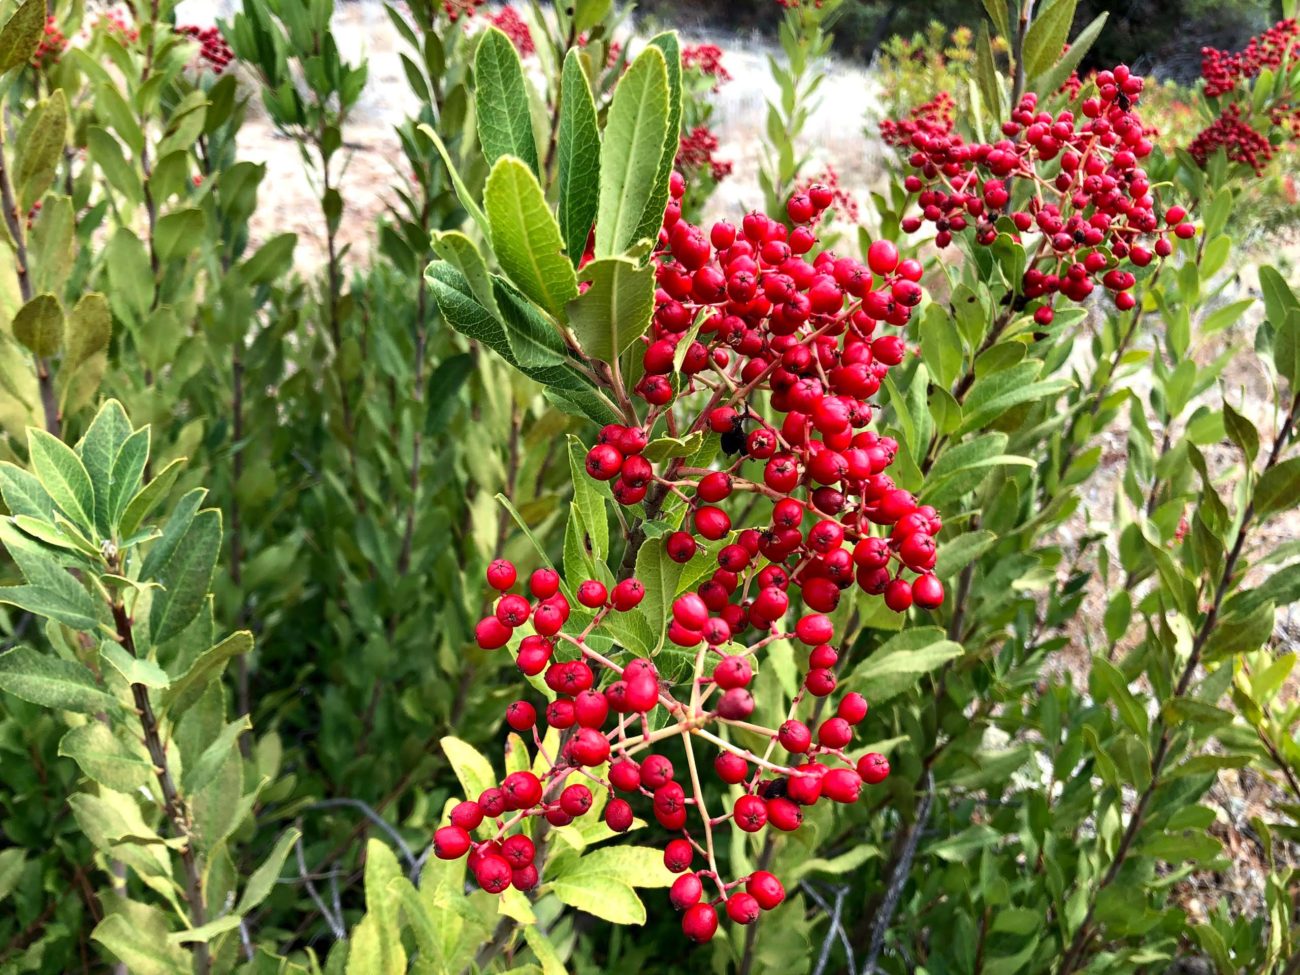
[179,0,1299,936]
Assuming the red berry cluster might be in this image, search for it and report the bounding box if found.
[442,0,485,22]
[682,43,731,88]
[879,92,956,148]
[796,165,860,224]
[32,16,67,69]
[891,67,1198,317]
[489,7,535,58]
[455,558,892,940]
[677,126,733,184]
[1200,19,1299,98]
[94,9,139,44]
[176,25,234,74]
[1188,102,1278,175]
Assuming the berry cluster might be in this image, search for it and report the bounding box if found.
[94,8,139,44]
[442,0,485,22]
[176,25,234,74]
[796,165,860,224]
[677,126,733,185]
[32,16,67,69]
[890,66,1198,317]
[1188,103,1277,175]
[682,43,731,88]
[454,558,892,941]
[1200,19,1299,98]
[879,92,956,148]
[489,7,535,57]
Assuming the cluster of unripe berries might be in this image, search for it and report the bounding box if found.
[176,25,234,74]
[457,559,891,941]
[889,67,1198,319]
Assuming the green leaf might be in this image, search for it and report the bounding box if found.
[483,157,579,322]
[108,428,150,533]
[64,293,112,368]
[546,846,672,924]
[1090,658,1148,737]
[92,913,190,975]
[0,0,44,75]
[0,646,118,714]
[241,232,297,284]
[959,364,1072,434]
[1022,0,1078,80]
[633,33,682,249]
[77,399,135,535]
[974,22,1002,120]
[567,256,654,362]
[26,428,95,533]
[161,630,253,716]
[142,492,222,644]
[848,628,963,703]
[183,716,252,794]
[15,90,67,209]
[1033,12,1108,95]
[87,126,142,203]
[0,462,55,520]
[101,639,170,689]
[474,27,539,175]
[155,208,206,262]
[1256,457,1300,517]
[168,916,243,945]
[119,457,185,540]
[595,45,670,258]
[934,530,997,578]
[104,228,154,327]
[558,49,601,266]
[1202,298,1254,337]
[12,293,64,357]
[981,0,1011,38]
[0,848,26,904]
[58,721,153,792]
[440,735,496,800]
[237,828,301,914]
[432,230,500,319]
[416,123,489,238]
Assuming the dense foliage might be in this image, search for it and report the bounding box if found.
[1,0,1299,973]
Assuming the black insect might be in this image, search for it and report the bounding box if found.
[759,777,789,800]
[720,406,754,456]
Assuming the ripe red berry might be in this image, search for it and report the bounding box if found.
[818,716,853,749]
[884,577,914,612]
[512,864,539,891]
[501,834,536,868]
[475,616,512,650]
[838,692,869,724]
[664,838,694,873]
[585,443,623,480]
[746,870,786,910]
[529,568,559,598]
[666,531,698,563]
[779,720,812,753]
[805,667,837,696]
[605,798,634,832]
[478,787,506,818]
[866,239,900,275]
[501,771,543,810]
[505,700,536,731]
[560,784,593,817]
[714,750,749,784]
[495,594,531,627]
[694,505,731,540]
[486,559,517,591]
[795,613,834,645]
[733,794,768,832]
[912,573,945,609]
[611,578,646,610]
[433,825,471,860]
[857,752,891,784]
[682,902,719,943]
[821,767,863,803]
[641,754,675,788]
[766,797,803,831]
[474,853,513,893]
[713,655,753,689]
[576,579,608,608]
[727,892,762,924]
[670,872,704,910]
[716,687,755,719]
[450,801,483,831]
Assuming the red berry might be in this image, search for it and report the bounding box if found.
[682,903,719,943]
[576,579,608,608]
[733,794,768,832]
[727,892,762,924]
[641,754,675,787]
[475,616,512,650]
[666,531,698,563]
[501,834,535,868]
[529,568,560,598]
[612,578,646,610]
[766,796,803,832]
[912,573,945,609]
[821,767,862,803]
[779,720,812,753]
[746,870,786,910]
[837,692,868,724]
[505,700,536,731]
[605,798,634,832]
[433,825,471,859]
[474,853,512,893]
[857,752,891,784]
[560,784,594,817]
[586,443,623,480]
[670,872,704,910]
[867,239,900,275]
[486,559,517,591]
[450,801,483,831]
[664,838,694,873]
[714,750,749,784]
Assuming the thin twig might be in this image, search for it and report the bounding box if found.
[864,772,935,973]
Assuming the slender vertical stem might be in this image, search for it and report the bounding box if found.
[109,594,209,975]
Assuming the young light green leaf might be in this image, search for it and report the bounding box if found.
[0,848,26,904]
[168,916,243,945]
[119,457,185,540]
[483,156,579,321]
[91,914,190,975]
[475,27,540,175]
[416,123,489,238]
[77,399,134,535]
[432,230,500,318]
[848,628,963,704]
[595,46,670,258]
[0,462,55,520]
[1033,12,1108,95]
[142,493,222,645]
[566,256,654,362]
[0,646,118,714]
